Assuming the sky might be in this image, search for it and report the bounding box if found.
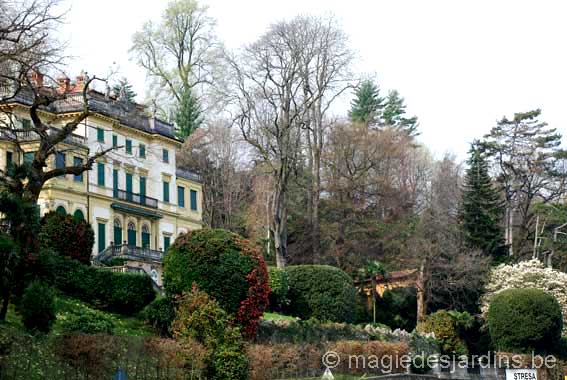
[60,0,567,160]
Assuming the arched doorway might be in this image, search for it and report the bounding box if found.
[127,221,136,246]
[114,218,122,245]
[56,205,66,215]
[73,209,85,221]
[141,224,150,249]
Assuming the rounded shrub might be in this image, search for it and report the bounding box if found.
[20,281,56,333]
[285,265,358,323]
[40,211,94,265]
[488,288,562,353]
[59,307,115,334]
[144,296,177,337]
[416,310,468,355]
[163,229,270,338]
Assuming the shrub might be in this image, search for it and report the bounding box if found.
[163,229,270,338]
[143,296,177,337]
[268,267,289,312]
[20,281,56,333]
[488,288,562,353]
[376,287,417,331]
[416,310,468,355]
[210,328,248,380]
[482,259,567,334]
[40,211,94,265]
[59,307,115,334]
[285,265,357,323]
[49,255,155,314]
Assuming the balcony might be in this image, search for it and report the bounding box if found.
[0,128,87,147]
[95,244,165,264]
[114,189,158,209]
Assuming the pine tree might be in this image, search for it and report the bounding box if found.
[349,80,384,126]
[382,90,419,136]
[112,78,137,102]
[461,141,505,259]
[175,88,203,139]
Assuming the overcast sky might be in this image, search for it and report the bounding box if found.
[60,0,567,160]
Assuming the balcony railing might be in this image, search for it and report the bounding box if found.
[0,128,87,146]
[176,168,202,182]
[114,188,158,208]
[102,244,164,262]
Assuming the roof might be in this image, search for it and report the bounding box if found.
[0,86,179,142]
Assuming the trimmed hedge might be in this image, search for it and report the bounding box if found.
[285,265,358,323]
[49,255,155,315]
[488,288,562,354]
[40,211,94,265]
[163,229,270,338]
[20,281,56,333]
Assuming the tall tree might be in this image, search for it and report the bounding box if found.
[175,87,203,139]
[382,90,419,136]
[483,110,567,258]
[349,80,383,126]
[112,77,137,102]
[130,0,219,114]
[461,141,505,259]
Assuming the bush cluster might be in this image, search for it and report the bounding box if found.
[284,265,358,323]
[39,211,94,265]
[59,307,116,334]
[268,267,289,312]
[163,229,270,338]
[20,281,56,333]
[49,255,155,314]
[143,296,177,337]
[488,288,562,354]
[416,310,470,355]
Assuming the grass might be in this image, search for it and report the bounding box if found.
[262,312,298,321]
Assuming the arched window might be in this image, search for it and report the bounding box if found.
[141,224,150,249]
[56,205,66,215]
[113,218,122,245]
[73,209,84,221]
[127,221,137,246]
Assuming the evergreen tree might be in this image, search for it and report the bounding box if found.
[382,90,419,136]
[175,88,203,139]
[349,80,384,126]
[461,141,505,259]
[112,78,137,102]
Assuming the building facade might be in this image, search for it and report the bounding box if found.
[0,74,203,263]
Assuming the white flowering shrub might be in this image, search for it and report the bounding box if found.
[481,259,567,333]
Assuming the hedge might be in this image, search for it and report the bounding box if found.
[49,255,155,315]
[285,265,357,323]
[488,288,562,354]
[20,281,56,333]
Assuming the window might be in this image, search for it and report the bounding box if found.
[97,128,104,142]
[73,157,84,182]
[6,151,13,170]
[126,173,133,200]
[21,119,31,129]
[56,206,66,214]
[126,139,132,154]
[190,189,198,211]
[23,151,34,164]
[142,224,150,248]
[97,162,105,186]
[163,181,170,202]
[140,176,146,198]
[164,236,171,251]
[113,218,122,245]
[73,209,84,221]
[113,169,119,197]
[177,186,185,207]
[127,221,136,246]
[139,143,146,158]
[56,152,65,169]
[112,134,118,148]
[162,149,169,163]
[98,223,106,253]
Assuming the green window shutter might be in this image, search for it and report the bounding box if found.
[73,209,84,221]
[127,227,136,246]
[164,236,171,251]
[22,119,31,129]
[56,206,66,215]
[97,162,105,186]
[126,173,133,201]
[140,177,146,197]
[162,149,169,163]
[163,181,170,203]
[114,225,122,245]
[56,152,65,169]
[190,189,197,211]
[139,144,145,158]
[23,152,34,164]
[113,169,119,197]
[97,128,104,142]
[142,231,150,249]
[6,151,12,170]
[126,139,132,154]
[177,186,185,207]
[98,223,106,253]
[73,156,83,182]
[112,134,118,148]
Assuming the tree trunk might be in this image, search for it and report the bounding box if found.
[416,260,427,322]
[272,178,288,268]
[505,205,514,256]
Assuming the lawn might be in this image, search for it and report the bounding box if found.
[262,312,298,321]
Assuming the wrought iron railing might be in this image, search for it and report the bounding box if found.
[0,127,86,146]
[176,168,202,182]
[114,189,158,208]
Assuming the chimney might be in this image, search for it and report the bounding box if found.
[57,76,70,93]
[75,71,86,91]
[31,71,44,87]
